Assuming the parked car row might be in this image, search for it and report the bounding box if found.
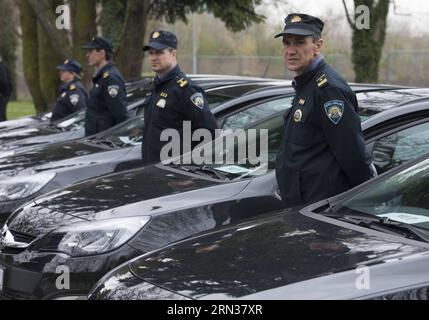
[1,76,429,300]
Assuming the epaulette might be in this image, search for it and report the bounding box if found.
[316,73,328,88]
[177,78,188,87]
[69,84,76,91]
[103,72,110,79]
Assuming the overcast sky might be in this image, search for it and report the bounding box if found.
[264,0,429,35]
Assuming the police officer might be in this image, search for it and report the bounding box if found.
[0,56,12,122]
[141,30,218,165]
[275,13,374,208]
[51,59,87,123]
[82,36,128,136]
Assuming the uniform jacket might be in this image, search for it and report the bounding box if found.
[51,79,87,123]
[276,59,373,207]
[85,62,128,136]
[142,65,218,165]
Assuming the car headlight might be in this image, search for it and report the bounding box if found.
[0,172,56,201]
[33,216,150,257]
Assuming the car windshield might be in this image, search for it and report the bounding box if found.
[357,88,429,121]
[334,157,429,231]
[56,110,86,130]
[175,111,286,180]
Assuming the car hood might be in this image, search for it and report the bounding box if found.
[0,130,83,152]
[124,210,429,300]
[0,140,105,177]
[0,117,40,132]
[8,165,244,237]
[0,126,58,144]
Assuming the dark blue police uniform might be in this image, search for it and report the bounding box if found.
[141,30,218,165]
[82,37,128,136]
[275,14,374,208]
[51,59,87,123]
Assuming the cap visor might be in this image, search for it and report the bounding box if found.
[143,42,169,51]
[56,65,69,71]
[274,29,315,38]
[81,44,97,50]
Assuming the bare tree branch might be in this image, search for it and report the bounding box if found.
[342,0,357,30]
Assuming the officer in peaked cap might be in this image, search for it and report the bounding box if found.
[141,30,218,165]
[274,13,375,208]
[51,59,88,123]
[81,36,128,136]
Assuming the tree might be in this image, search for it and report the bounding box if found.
[71,0,97,88]
[343,0,390,83]
[0,0,18,100]
[19,0,46,113]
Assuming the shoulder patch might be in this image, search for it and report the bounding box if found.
[190,92,205,109]
[316,74,328,88]
[103,72,110,79]
[107,85,119,98]
[177,78,188,87]
[324,100,344,125]
[69,94,80,106]
[69,84,76,91]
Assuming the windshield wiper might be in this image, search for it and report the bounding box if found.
[324,211,429,243]
[169,164,230,180]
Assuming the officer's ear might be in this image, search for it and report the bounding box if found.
[314,37,323,54]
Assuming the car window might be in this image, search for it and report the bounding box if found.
[222,97,293,130]
[340,157,429,230]
[372,122,429,174]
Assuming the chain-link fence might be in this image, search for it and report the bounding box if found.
[147,51,429,86]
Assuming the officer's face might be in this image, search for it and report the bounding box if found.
[59,70,74,83]
[147,48,177,74]
[282,35,323,75]
[86,49,105,67]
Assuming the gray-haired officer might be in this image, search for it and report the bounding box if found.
[51,59,87,123]
[82,36,128,136]
[275,13,374,208]
[141,30,218,165]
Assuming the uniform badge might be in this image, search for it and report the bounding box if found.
[108,85,119,98]
[156,98,166,108]
[293,109,303,122]
[291,15,302,23]
[61,92,67,98]
[324,100,344,125]
[69,94,80,106]
[103,72,110,79]
[69,84,76,91]
[190,93,205,109]
[152,31,160,39]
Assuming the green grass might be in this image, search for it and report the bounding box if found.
[6,100,36,120]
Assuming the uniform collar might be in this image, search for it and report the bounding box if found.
[154,65,181,88]
[93,61,114,80]
[292,56,325,89]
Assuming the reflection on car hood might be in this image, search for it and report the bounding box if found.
[8,165,232,237]
[0,117,40,132]
[0,127,57,144]
[125,211,429,300]
[0,140,105,177]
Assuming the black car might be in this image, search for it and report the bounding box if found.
[0,112,52,134]
[0,82,296,224]
[1,88,429,299]
[88,152,429,300]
